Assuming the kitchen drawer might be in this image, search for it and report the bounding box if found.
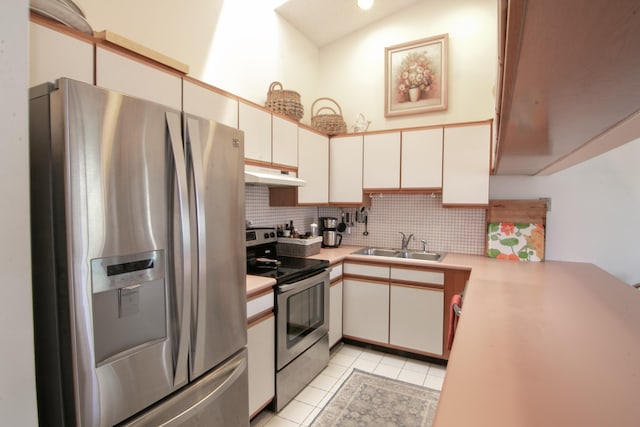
[343,262,390,280]
[247,291,274,319]
[390,267,444,286]
[329,263,343,281]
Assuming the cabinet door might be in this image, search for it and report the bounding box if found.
[389,285,443,355]
[182,79,238,128]
[239,102,272,163]
[95,46,182,110]
[329,281,343,348]
[30,21,94,87]
[329,135,363,204]
[363,132,400,189]
[248,315,275,417]
[272,116,298,168]
[442,123,491,205]
[401,128,443,189]
[298,128,329,204]
[342,278,388,344]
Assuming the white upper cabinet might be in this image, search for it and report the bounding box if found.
[29,21,94,87]
[96,46,182,110]
[329,135,363,204]
[272,115,298,168]
[239,103,298,168]
[182,79,238,128]
[239,101,272,163]
[442,122,491,206]
[401,127,443,189]
[297,128,329,205]
[363,132,401,189]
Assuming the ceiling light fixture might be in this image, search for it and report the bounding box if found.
[357,0,374,11]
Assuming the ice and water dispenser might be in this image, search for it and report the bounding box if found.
[91,250,167,364]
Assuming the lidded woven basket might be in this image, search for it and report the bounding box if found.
[265,81,304,122]
[311,97,347,135]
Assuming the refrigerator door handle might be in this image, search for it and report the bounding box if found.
[161,357,247,427]
[184,117,208,375]
[166,112,191,387]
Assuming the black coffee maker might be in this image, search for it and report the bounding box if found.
[319,217,342,248]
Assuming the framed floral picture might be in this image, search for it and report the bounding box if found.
[384,34,448,117]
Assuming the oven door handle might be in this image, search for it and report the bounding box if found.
[277,270,329,294]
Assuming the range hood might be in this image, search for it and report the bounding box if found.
[244,165,306,187]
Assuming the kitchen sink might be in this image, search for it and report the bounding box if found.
[354,247,446,262]
[397,251,445,262]
[355,248,401,257]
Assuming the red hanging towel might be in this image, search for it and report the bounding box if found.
[447,294,462,350]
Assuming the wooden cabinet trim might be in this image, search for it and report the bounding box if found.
[30,12,95,43]
[362,188,442,194]
[342,335,388,348]
[343,275,389,285]
[390,281,444,291]
[330,277,343,286]
[385,342,443,360]
[247,310,274,328]
[247,287,273,302]
[96,42,185,77]
[182,75,239,100]
[328,118,493,139]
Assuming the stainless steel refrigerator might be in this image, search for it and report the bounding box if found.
[29,78,248,426]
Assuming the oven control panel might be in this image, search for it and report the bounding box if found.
[246,227,277,247]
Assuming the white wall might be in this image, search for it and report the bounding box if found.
[318,0,497,131]
[0,0,38,425]
[490,137,640,285]
[76,0,496,130]
[77,0,321,121]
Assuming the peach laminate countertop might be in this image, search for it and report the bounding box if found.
[246,275,276,300]
[246,248,640,426]
[245,246,361,298]
[432,257,640,427]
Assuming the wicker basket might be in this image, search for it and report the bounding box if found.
[277,237,322,257]
[311,97,347,135]
[265,81,304,122]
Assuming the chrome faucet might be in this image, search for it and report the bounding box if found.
[399,232,414,250]
[420,239,428,252]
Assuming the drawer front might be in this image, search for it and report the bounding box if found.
[329,264,343,281]
[247,292,274,319]
[344,262,390,279]
[390,268,444,286]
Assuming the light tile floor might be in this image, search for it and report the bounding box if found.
[250,344,446,427]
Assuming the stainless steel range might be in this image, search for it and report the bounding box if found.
[246,228,330,411]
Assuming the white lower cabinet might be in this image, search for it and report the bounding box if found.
[343,261,445,358]
[247,315,275,418]
[329,280,343,347]
[343,278,389,344]
[389,285,443,355]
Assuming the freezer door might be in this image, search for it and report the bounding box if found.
[120,349,249,427]
[184,116,247,378]
[30,79,191,427]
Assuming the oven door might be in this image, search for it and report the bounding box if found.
[276,270,330,370]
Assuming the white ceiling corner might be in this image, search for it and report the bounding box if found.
[275,0,421,47]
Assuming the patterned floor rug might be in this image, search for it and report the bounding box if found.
[310,369,440,427]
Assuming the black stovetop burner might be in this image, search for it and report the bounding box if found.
[246,227,328,284]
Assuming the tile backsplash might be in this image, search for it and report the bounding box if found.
[245,186,486,255]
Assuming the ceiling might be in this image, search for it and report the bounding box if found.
[275,0,420,47]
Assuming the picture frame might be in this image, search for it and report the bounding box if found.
[384,34,448,117]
